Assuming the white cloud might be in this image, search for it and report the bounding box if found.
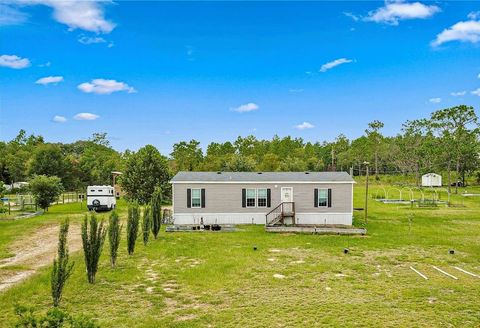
[231,103,259,113]
[451,91,466,97]
[12,0,115,33]
[35,76,64,85]
[52,115,67,123]
[0,54,30,69]
[77,79,136,95]
[432,19,480,46]
[478,73,480,79]
[472,88,480,96]
[429,97,441,104]
[468,11,480,20]
[320,58,353,72]
[295,122,315,130]
[344,12,359,22]
[78,35,106,45]
[38,61,51,67]
[74,113,99,121]
[0,4,28,26]
[365,1,440,26]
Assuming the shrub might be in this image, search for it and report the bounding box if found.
[81,214,107,284]
[127,202,140,255]
[142,205,152,246]
[29,175,64,211]
[108,211,122,268]
[51,220,74,307]
[14,304,98,328]
[151,187,162,239]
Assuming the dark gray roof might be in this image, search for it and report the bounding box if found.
[171,171,354,183]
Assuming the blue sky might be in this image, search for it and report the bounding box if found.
[1,1,480,153]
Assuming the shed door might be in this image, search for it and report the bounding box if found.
[281,187,293,203]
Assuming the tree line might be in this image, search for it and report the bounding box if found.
[1,105,479,203]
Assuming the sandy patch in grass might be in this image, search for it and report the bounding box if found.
[0,222,82,291]
[269,249,282,253]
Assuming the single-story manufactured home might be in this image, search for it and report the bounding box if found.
[171,171,355,226]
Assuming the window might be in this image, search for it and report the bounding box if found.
[318,189,328,207]
[257,189,267,207]
[246,189,256,207]
[191,188,201,208]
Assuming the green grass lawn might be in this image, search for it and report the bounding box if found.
[0,183,479,327]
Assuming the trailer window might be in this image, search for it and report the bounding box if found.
[257,188,267,207]
[317,189,328,207]
[191,189,201,208]
[246,189,256,207]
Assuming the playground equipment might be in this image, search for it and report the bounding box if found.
[374,185,449,207]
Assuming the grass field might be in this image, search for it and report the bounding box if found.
[1,181,480,327]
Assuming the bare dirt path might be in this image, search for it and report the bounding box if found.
[0,223,82,291]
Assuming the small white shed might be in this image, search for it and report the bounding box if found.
[422,173,442,187]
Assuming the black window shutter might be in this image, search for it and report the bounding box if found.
[242,189,246,208]
[201,189,206,208]
[267,189,271,207]
[328,188,332,208]
[314,188,318,207]
[187,189,191,208]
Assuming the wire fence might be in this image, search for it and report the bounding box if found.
[0,192,86,215]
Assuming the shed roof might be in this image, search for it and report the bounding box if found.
[171,171,355,183]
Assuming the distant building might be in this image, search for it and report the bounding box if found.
[4,182,29,191]
[421,173,442,187]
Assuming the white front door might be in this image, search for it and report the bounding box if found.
[281,187,293,203]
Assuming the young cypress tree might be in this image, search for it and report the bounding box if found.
[142,205,152,245]
[108,211,122,268]
[151,187,162,239]
[51,219,74,307]
[81,214,107,284]
[127,202,140,255]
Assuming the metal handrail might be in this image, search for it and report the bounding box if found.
[265,202,295,226]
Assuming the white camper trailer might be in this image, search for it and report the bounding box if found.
[421,173,442,187]
[87,185,116,211]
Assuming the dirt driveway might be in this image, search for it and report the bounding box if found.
[0,223,82,291]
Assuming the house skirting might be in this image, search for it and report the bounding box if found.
[173,213,353,226]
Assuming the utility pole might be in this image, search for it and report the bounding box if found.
[364,161,370,224]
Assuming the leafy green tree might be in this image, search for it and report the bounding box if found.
[429,105,479,193]
[121,145,170,204]
[81,214,107,284]
[258,153,281,171]
[51,219,74,307]
[108,211,122,268]
[171,140,203,172]
[365,120,385,179]
[29,175,64,211]
[151,187,162,239]
[127,202,140,255]
[29,144,67,178]
[5,150,30,184]
[225,154,256,171]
